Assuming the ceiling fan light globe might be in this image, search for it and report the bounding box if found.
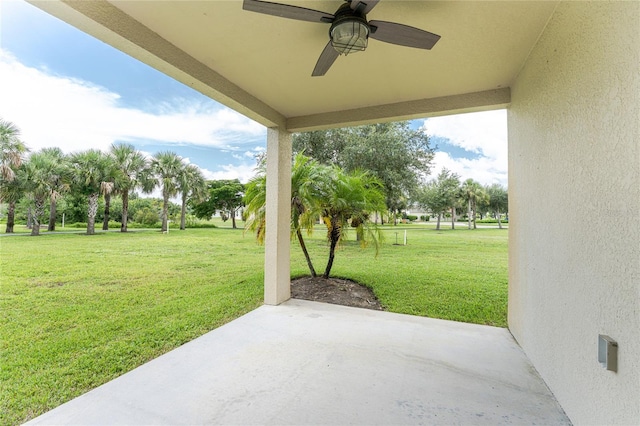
[330,20,369,55]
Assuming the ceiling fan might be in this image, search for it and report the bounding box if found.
[242,0,441,76]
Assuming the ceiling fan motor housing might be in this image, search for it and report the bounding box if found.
[329,3,370,55]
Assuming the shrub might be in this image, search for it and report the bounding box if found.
[133,208,160,226]
[125,222,157,229]
[476,218,509,224]
[68,222,88,228]
[184,214,200,228]
[185,221,218,229]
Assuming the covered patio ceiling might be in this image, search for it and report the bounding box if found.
[30,0,557,131]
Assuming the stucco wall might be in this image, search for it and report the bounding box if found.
[508,2,639,424]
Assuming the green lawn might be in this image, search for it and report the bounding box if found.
[0,224,507,425]
[292,225,508,325]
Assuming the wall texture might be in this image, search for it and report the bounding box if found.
[508,2,639,424]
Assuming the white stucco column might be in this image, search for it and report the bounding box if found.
[264,127,292,305]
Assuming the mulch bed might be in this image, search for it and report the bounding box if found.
[291,276,384,311]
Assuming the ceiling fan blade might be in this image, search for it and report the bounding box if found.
[243,0,334,23]
[350,0,380,15]
[312,42,340,77]
[368,20,440,50]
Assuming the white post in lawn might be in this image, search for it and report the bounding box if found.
[264,127,292,305]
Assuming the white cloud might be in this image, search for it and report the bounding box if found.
[431,151,507,187]
[244,146,265,158]
[0,50,265,154]
[200,163,258,184]
[424,109,507,158]
[421,110,508,186]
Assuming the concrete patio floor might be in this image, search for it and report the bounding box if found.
[27,299,570,425]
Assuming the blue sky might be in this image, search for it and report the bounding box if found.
[0,0,507,186]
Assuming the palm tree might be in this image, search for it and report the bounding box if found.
[244,171,267,238]
[22,152,60,236]
[150,151,184,232]
[70,150,113,235]
[0,119,29,233]
[289,154,326,276]
[1,167,27,233]
[0,119,28,180]
[176,164,206,230]
[318,167,386,278]
[38,147,70,231]
[109,143,149,232]
[100,153,123,231]
[461,179,488,230]
[245,153,325,277]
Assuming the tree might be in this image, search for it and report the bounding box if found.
[416,181,443,229]
[243,174,266,243]
[0,119,28,181]
[133,206,160,226]
[1,166,27,233]
[245,154,386,279]
[99,153,123,231]
[128,197,179,226]
[292,128,350,165]
[57,192,89,224]
[22,152,62,236]
[70,149,114,235]
[38,147,70,231]
[461,179,488,230]
[289,155,327,277]
[476,187,491,220]
[150,151,184,232]
[0,119,29,233]
[293,122,435,224]
[176,164,206,230]
[485,183,508,229]
[417,168,460,230]
[109,143,149,232]
[192,178,244,229]
[318,167,386,278]
[438,169,461,230]
[244,154,325,277]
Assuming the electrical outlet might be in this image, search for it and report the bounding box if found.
[598,335,618,372]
